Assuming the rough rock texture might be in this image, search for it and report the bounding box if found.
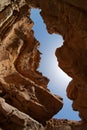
[0,0,87,130]
[0,0,63,129]
[0,97,44,130]
[45,119,87,130]
[29,0,87,122]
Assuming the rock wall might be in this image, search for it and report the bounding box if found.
[29,0,87,121]
[0,0,63,129]
[0,0,87,130]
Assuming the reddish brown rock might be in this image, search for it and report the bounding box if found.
[45,119,87,130]
[0,0,87,130]
[29,0,87,122]
[63,0,87,12]
[0,0,63,129]
[67,80,87,120]
[0,16,63,123]
[0,97,44,129]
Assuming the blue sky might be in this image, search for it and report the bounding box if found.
[30,9,80,120]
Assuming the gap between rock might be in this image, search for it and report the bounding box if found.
[30,8,80,120]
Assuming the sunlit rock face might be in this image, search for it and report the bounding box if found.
[0,0,87,130]
[0,0,63,129]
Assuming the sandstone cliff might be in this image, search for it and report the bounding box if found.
[0,0,87,130]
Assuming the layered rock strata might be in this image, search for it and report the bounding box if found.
[0,0,87,130]
[0,0,63,129]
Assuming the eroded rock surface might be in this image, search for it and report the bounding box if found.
[0,0,87,130]
[0,0,63,129]
[45,119,87,130]
[29,0,87,122]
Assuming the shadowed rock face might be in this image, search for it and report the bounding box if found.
[29,0,87,121]
[0,0,87,130]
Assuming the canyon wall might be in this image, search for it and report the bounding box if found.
[0,0,87,130]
